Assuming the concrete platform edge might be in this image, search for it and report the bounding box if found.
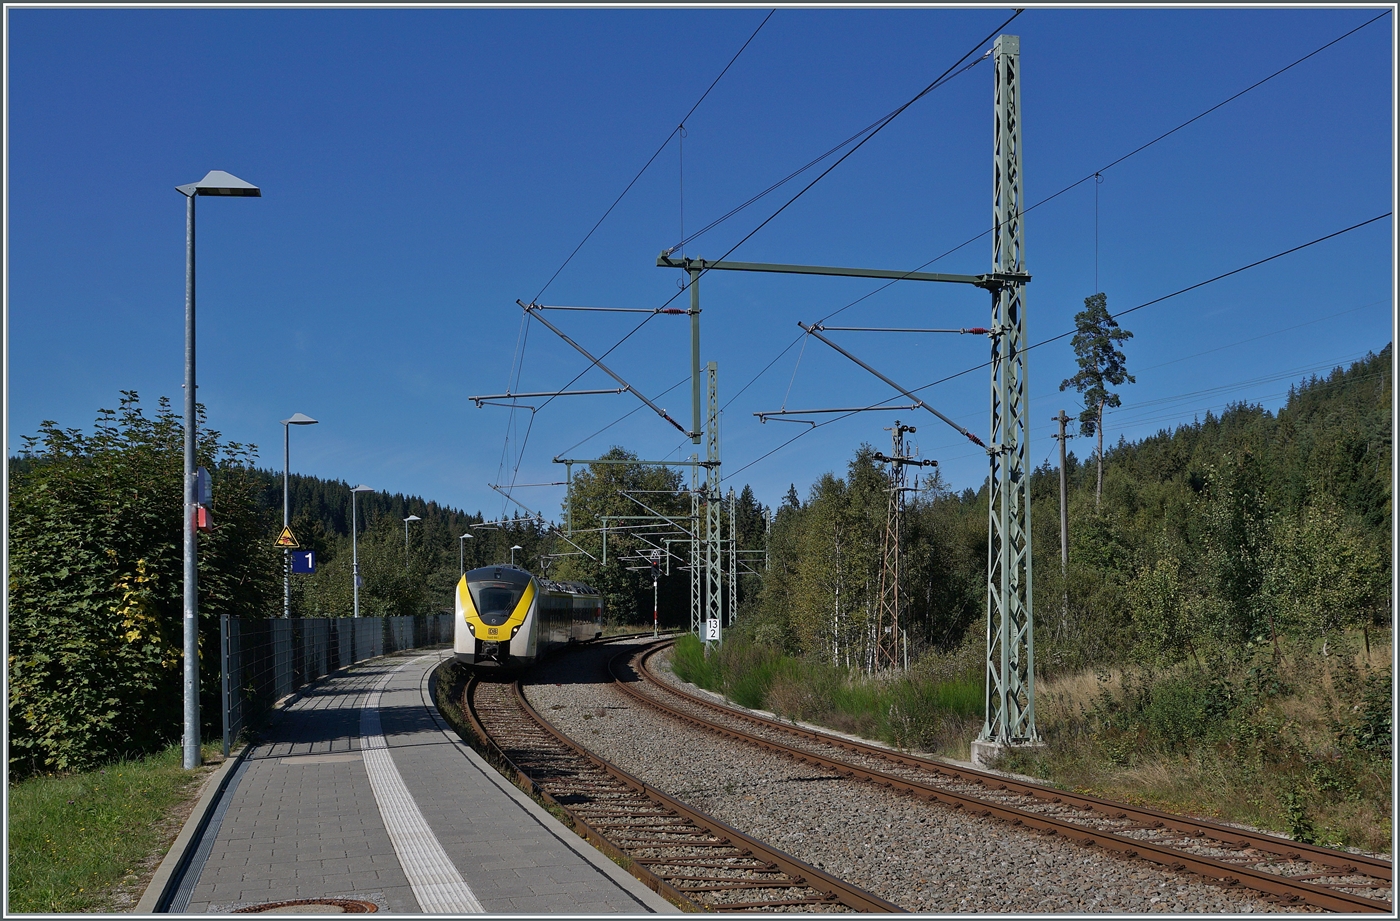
[134,742,249,914]
[424,660,679,914]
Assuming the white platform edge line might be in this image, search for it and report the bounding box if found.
[360,655,485,914]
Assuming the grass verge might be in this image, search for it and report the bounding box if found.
[670,632,984,757]
[671,628,1391,856]
[8,741,225,913]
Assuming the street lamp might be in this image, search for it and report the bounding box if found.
[403,514,421,566]
[459,532,473,576]
[281,413,317,618]
[510,544,523,566]
[351,485,374,617]
[176,169,260,772]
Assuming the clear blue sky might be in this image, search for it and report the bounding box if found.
[6,6,1394,522]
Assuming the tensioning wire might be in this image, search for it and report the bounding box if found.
[513,10,1015,476]
[665,41,994,255]
[528,9,775,306]
[503,11,775,489]
[804,8,1391,331]
[724,212,1392,480]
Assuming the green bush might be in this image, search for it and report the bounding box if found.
[670,633,723,691]
[8,395,278,778]
[1135,674,1235,751]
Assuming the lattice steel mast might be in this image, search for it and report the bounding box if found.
[979,33,1039,750]
[728,488,738,627]
[704,363,723,642]
[873,422,935,671]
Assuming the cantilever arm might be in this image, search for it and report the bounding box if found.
[488,483,547,523]
[518,300,688,436]
[798,322,986,449]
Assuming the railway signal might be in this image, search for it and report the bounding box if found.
[650,550,661,637]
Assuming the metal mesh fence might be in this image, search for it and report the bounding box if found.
[219,614,454,755]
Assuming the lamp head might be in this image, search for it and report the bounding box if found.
[351,484,374,494]
[177,170,261,198]
[461,533,473,539]
[282,412,317,426]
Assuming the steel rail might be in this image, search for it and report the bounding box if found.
[618,642,1392,914]
[634,642,1394,881]
[462,662,902,913]
[637,646,1388,876]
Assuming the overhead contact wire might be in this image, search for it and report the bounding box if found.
[513,10,1007,486]
[689,10,1021,273]
[727,213,1392,479]
[505,11,774,490]
[529,9,774,305]
[809,8,1391,329]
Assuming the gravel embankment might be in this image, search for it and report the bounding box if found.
[524,638,1315,914]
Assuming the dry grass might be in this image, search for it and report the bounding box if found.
[1002,632,1392,854]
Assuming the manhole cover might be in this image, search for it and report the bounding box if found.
[234,898,378,913]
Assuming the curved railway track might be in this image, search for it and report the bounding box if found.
[613,640,1392,914]
[463,662,902,913]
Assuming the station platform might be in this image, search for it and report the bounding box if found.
[142,648,675,914]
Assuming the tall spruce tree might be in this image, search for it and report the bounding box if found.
[1060,292,1134,506]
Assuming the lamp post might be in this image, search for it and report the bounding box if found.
[176,169,260,772]
[459,532,473,576]
[403,514,421,566]
[510,544,523,566]
[281,413,317,618]
[351,485,374,617]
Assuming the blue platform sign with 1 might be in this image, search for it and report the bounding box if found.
[291,550,317,574]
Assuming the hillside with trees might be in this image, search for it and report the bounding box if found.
[683,344,1390,851]
[745,345,1391,674]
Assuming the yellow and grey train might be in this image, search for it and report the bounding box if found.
[454,564,603,668]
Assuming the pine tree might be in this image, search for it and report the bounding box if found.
[1060,292,1134,507]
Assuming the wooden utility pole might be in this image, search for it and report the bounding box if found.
[1051,410,1071,574]
[1052,408,1072,650]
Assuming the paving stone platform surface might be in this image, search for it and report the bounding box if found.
[177,649,673,914]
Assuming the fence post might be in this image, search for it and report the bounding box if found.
[220,613,231,757]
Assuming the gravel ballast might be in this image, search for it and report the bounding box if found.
[523,638,1316,914]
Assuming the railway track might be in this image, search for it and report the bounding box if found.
[616,640,1393,915]
[463,666,902,912]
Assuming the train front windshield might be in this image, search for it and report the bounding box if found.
[470,583,525,625]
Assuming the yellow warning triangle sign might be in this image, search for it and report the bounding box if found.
[274,526,300,548]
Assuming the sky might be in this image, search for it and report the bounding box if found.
[6,5,1395,525]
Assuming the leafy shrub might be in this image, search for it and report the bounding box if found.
[8,394,277,777]
[1135,674,1236,751]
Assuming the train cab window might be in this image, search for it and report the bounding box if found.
[470,583,525,625]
